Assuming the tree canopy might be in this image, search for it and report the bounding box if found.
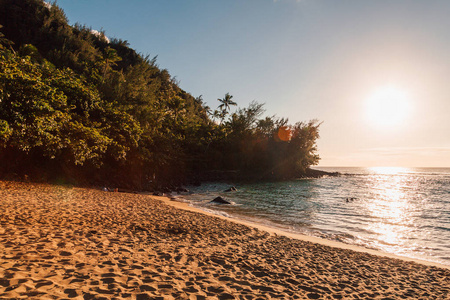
[0,0,321,189]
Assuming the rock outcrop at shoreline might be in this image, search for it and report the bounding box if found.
[190,168,339,184]
[302,168,340,178]
[210,196,233,204]
[0,181,448,299]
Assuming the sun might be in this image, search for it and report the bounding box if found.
[364,86,412,128]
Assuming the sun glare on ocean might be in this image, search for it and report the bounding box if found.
[369,166,410,175]
[364,86,412,129]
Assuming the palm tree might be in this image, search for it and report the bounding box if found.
[102,46,121,82]
[167,96,185,123]
[218,93,237,112]
[217,93,236,124]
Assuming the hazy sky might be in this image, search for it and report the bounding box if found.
[56,0,450,167]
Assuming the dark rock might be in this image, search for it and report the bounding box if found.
[152,191,163,196]
[210,196,232,204]
[176,187,189,193]
[224,186,237,192]
[162,187,172,193]
[304,168,340,178]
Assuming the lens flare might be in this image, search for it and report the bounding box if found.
[275,126,291,142]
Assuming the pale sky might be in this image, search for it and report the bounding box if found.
[56,0,450,168]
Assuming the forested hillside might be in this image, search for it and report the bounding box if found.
[0,0,321,189]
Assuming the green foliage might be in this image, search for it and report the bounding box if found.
[206,101,321,179]
[0,119,11,145]
[18,44,42,62]
[0,51,97,163]
[0,0,322,187]
[0,47,143,172]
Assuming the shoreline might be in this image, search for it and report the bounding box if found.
[1,181,449,299]
[161,196,450,270]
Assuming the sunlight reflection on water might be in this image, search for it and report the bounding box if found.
[363,171,415,252]
[186,167,450,265]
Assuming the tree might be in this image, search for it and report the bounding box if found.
[101,46,121,82]
[217,92,237,124]
[0,0,322,187]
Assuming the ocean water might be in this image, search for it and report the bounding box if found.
[182,167,450,266]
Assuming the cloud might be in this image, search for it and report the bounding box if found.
[43,1,52,10]
[90,30,110,43]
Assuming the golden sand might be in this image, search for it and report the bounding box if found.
[0,181,449,299]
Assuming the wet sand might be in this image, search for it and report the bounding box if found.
[0,181,449,299]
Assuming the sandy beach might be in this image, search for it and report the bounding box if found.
[0,181,449,299]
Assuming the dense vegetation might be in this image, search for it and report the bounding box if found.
[0,0,321,189]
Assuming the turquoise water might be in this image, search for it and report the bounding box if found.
[183,167,450,266]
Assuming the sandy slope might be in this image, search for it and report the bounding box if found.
[0,181,449,299]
